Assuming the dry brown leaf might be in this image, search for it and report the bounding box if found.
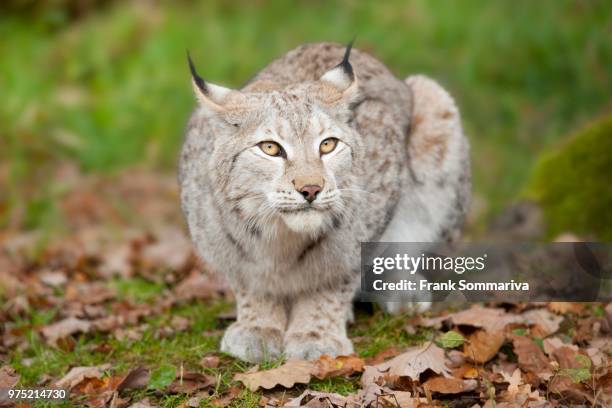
[141,227,193,272]
[283,390,352,407]
[420,305,520,332]
[167,371,216,394]
[74,374,126,408]
[498,368,546,405]
[451,364,479,379]
[116,367,150,392]
[41,317,92,346]
[200,355,221,369]
[234,359,313,392]
[65,282,116,305]
[423,376,477,394]
[361,342,449,386]
[234,355,363,392]
[521,308,563,336]
[174,271,230,301]
[364,347,402,366]
[463,329,505,364]
[542,337,578,356]
[548,347,592,403]
[210,385,241,407]
[311,355,364,379]
[128,398,159,408]
[39,270,68,287]
[511,336,552,380]
[356,383,419,408]
[548,302,585,315]
[99,244,133,278]
[0,365,19,388]
[54,365,110,389]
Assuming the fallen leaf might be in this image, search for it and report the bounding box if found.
[170,316,190,331]
[356,383,419,408]
[65,282,116,305]
[128,398,158,408]
[54,365,110,389]
[511,336,552,380]
[99,244,133,278]
[311,355,364,379]
[74,374,126,408]
[420,305,520,332]
[521,308,563,336]
[362,342,449,386]
[364,347,402,366]
[39,270,67,287]
[210,385,241,407]
[0,365,19,388]
[174,272,230,301]
[549,347,593,403]
[548,302,585,315]
[283,390,350,407]
[141,227,193,272]
[463,329,505,364]
[41,317,91,346]
[167,371,216,394]
[200,355,221,369]
[542,337,578,356]
[436,331,466,349]
[423,376,477,394]
[117,367,150,392]
[234,360,313,392]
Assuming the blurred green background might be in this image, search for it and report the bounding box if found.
[1,0,611,235]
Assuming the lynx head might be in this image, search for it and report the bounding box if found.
[188,43,364,238]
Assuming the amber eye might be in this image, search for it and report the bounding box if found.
[319,138,338,154]
[258,141,282,156]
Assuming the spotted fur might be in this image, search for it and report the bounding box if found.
[179,43,470,362]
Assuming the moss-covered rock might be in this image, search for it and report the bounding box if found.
[526,114,612,241]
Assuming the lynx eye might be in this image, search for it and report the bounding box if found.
[258,141,282,156]
[319,138,338,155]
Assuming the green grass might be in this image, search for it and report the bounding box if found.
[7,276,432,407]
[2,0,611,230]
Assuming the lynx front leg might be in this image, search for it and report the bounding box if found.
[284,282,355,360]
[221,290,287,363]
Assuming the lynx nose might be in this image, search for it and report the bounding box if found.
[293,176,324,203]
[299,185,322,203]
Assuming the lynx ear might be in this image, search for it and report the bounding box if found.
[317,41,359,105]
[187,51,244,113]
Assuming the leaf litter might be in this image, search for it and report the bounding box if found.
[1,167,610,406]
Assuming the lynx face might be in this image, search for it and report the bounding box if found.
[188,50,363,238]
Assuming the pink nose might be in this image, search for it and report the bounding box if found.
[298,184,322,203]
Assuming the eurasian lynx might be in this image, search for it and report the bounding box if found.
[179,42,470,362]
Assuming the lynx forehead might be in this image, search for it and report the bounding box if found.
[179,42,470,362]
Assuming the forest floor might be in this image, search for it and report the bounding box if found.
[1,167,610,407]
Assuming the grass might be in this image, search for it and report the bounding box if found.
[2,0,611,230]
[7,275,432,407]
[2,1,611,405]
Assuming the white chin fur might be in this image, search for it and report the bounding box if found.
[281,211,326,235]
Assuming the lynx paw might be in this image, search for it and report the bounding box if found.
[284,331,353,360]
[220,322,283,363]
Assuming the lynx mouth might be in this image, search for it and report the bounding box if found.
[279,206,316,214]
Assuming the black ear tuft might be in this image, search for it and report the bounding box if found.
[338,39,355,81]
[187,50,208,95]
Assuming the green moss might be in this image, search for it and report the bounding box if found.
[526,114,612,240]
